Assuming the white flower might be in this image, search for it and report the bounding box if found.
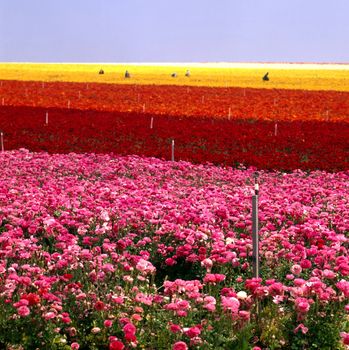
[237,291,248,300]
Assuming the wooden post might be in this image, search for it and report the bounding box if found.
[142,103,146,113]
[68,100,71,109]
[150,117,154,129]
[274,122,278,136]
[46,112,48,125]
[228,107,231,120]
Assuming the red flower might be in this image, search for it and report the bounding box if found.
[109,340,125,350]
[94,300,105,311]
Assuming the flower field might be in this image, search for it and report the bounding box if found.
[1,62,349,91]
[0,150,349,349]
[1,63,349,349]
[1,105,349,171]
[1,79,349,121]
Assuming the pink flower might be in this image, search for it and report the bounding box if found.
[203,273,226,284]
[294,323,309,334]
[184,326,201,338]
[169,323,181,333]
[295,298,311,313]
[238,310,250,321]
[323,269,336,279]
[173,341,188,350]
[104,320,113,328]
[135,258,155,275]
[43,311,57,320]
[300,259,312,269]
[221,296,240,314]
[71,342,80,350]
[123,322,137,342]
[165,258,177,266]
[340,332,349,345]
[291,264,302,275]
[201,258,213,271]
[17,305,30,317]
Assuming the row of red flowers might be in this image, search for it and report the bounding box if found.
[1,105,349,171]
[1,80,349,122]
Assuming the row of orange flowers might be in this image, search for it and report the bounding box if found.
[1,80,348,122]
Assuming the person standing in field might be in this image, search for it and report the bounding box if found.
[263,72,269,81]
[185,69,190,77]
[125,70,131,78]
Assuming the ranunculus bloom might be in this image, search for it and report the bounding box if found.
[94,300,105,311]
[17,305,30,317]
[173,341,188,350]
[109,340,125,350]
[221,296,240,314]
[104,320,113,328]
[71,342,80,350]
[169,323,181,333]
[123,323,136,335]
[185,326,201,338]
[340,332,349,345]
[236,291,248,300]
[295,298,311,313]
[294,323,309,334]
[291,264,302,275]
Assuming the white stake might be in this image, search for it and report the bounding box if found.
[150,117,154,129]
[228,107,231,120]
[326,110,329,121]
[46,112,48,125]
[142,103,146,113]
[1,98,4,106]
[171,139,175,161]
[1,132,4,152]
[68,100,71,109]
[202,96,205,103]
[274,122,278,136]
[78,91,81,99]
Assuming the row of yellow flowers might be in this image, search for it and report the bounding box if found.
[0,63,349,91]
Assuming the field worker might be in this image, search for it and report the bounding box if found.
[263,72,269,81]
[171,72,177,78]
[99,69,104,74]
[125,70,131,78]
[185,69,190,77]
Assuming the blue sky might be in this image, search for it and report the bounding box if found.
[0,0,348,62]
